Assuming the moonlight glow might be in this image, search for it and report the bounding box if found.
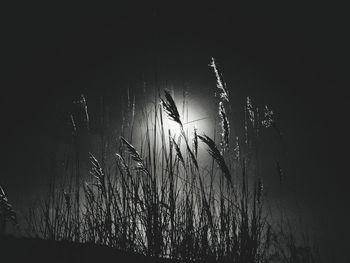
[131,90,215,162]
[154,93,213,138]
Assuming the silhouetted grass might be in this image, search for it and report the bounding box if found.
[22,58,322,263]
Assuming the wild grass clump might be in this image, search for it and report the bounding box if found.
[0,185,18,235]
[25,58,321,262]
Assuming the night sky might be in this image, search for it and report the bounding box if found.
[2,2,349,261]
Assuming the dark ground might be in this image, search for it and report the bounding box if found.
[0,235,189,263]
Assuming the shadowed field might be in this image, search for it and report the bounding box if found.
[1,235,193,263]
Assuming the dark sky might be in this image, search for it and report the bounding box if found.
[2,1,349,261]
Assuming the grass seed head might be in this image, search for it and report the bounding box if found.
[161,90,182,126]
[219,101,230,149]
[209,57,229,102]
[198,134,232,186]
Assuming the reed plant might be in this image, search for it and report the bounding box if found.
[25,58,321,263]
